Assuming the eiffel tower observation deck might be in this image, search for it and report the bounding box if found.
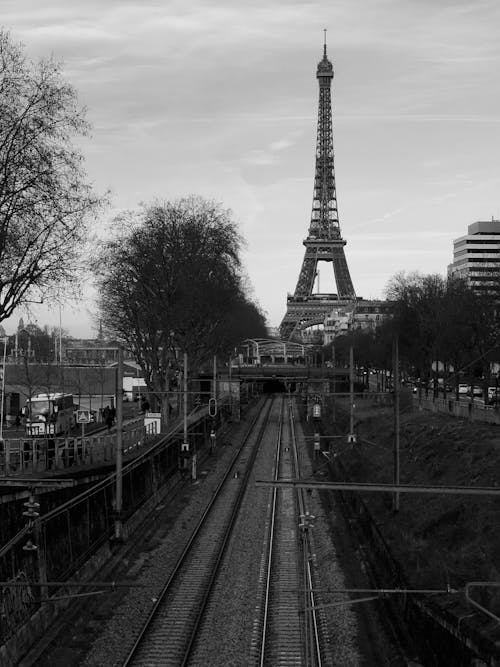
[280,37,356,341]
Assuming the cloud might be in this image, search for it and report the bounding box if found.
[2,0,500,334]
[242,150,276,166]
[269,139,294,151]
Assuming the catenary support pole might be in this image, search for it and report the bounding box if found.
[183,352,188,447]
[349,346,354,437]
[393,336,400,512]
[213,355,217,400]
[0,337,7,440]
[228,353,232,418]
[114,346,123,540]
[332,344,336,423]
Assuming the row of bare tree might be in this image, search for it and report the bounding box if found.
[0,30,267,425]
[329,272,500,395]
[7,358,116,417]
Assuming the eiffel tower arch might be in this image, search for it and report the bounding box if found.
[280,39,356,341]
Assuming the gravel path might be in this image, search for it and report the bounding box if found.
[187,398,280,666]
[80,434,252,666]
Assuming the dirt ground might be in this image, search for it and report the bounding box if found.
[329,402,500,617]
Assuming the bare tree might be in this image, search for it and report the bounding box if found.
[386,271,500,395]
[0,30,104,322]
[17,356,44,417]
[94,196,267,424]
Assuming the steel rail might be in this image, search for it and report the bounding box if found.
[257,395,324,665]
[258,397,284,667]
[289,402,323,666]
[122,396,275,666]
[257,395,306,665]
[255,480,500,496]
[180,397,277,666]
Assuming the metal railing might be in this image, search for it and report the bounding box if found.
[414,394,500,424]
[0,423,177,646]
[0,402,235,649]
[0,422,158,476]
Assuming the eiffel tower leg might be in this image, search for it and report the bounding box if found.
[294,254,317,297]
[332,251,355,298]
[280,320,297,341]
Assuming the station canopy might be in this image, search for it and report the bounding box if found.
[239,338,307,361]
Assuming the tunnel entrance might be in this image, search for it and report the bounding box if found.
[263,379,287,393]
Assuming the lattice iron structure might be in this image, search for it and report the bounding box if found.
[280,39,356,341]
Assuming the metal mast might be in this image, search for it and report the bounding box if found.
[280,36,356,340]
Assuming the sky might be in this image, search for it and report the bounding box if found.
[2,0,500,337]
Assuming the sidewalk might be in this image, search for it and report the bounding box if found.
[413,393,500,425]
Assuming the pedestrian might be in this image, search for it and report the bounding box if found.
[106,414,113,431]
[110,405,116,424]
[15,413,21,432]
[102,405,112,432]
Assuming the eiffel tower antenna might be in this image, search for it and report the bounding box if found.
[280,37,356,341]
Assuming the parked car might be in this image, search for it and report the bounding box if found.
[467,386,482,397]
[458,384,470,395]
[488,387,500,404]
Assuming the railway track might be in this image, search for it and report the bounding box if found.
[123,396,278,666]
[254,396,328,666]
[23,392,402,666]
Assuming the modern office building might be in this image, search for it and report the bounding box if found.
[448,219,500,292]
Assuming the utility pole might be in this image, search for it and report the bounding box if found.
[209,353,218,456]
[114,346,124,540]
[183,353,196,480]
[332,344,336,423]
[349,345,354,437]
[58,304,64,389]
[393,336,400,512]
[213,355,217,400]
[0,337,7,440]
[228,352,232,420]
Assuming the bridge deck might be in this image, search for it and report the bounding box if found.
[229,365,349,380]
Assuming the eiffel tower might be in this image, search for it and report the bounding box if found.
[280,37,356,341]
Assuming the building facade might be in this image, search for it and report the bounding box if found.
[323,299,393,344]
[448,219,500,293]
